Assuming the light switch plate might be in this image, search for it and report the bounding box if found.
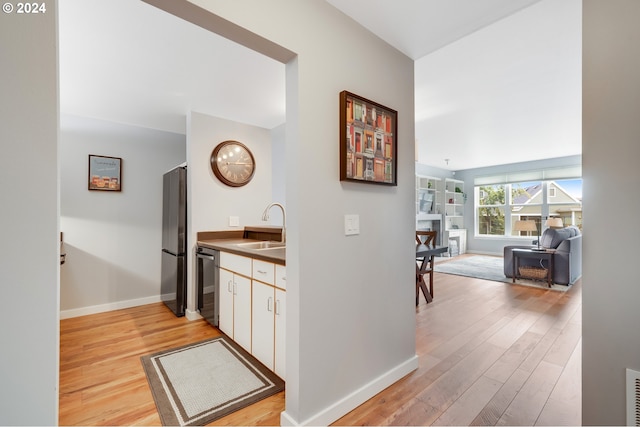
[229,216,240,227]
[344,214,360,236]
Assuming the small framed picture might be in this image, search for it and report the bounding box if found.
[340,90,397,186]
[88,155,122,191]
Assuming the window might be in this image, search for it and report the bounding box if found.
[548,179,583,228]
[476,185,505,236]
[510,181,542,236]
[475,178,582,237]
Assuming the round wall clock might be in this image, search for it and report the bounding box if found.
[210,140,256,187]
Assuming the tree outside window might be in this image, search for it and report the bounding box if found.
[477,185,505,235]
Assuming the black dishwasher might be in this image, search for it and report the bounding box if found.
[196,246,219,327]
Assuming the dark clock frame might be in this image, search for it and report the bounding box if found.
[210,140,256,187]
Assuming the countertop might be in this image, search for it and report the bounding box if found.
[197,227,285,265]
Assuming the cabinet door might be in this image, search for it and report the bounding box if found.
[252,281,275,370]
[233,274,252,352]
[459,229,467,254]
[218,268,234,338]
[275,265,286,290]
[274,288,286,380]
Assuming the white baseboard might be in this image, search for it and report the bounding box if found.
[60,295,162,319]
[280,355,419,426]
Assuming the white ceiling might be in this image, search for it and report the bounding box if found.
[58,0,286,133]
[58,0,581,171]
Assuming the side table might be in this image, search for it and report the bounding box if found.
[512,248,555,288]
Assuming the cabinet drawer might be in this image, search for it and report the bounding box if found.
[252,259,275,285]
[275,265,287,290]
[220,252,251,277]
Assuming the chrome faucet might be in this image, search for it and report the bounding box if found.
[261,202,286,243]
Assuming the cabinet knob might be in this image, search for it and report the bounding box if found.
[268,297,273,312]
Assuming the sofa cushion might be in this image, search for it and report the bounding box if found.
[540,227,572,249]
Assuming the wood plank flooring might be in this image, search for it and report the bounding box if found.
[59,256,581,426]
[335,257,582,426]
[59,304,284,426]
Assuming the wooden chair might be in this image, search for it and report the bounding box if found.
[416,231,437,305]
[416,230,437,246]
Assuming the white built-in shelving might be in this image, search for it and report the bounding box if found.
[443,178,466,256]
[415,175,467,255]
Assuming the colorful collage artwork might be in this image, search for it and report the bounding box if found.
[340,91,397,185]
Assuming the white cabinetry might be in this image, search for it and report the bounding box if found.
[218,268,234,337]
[444,178,465,229]
[416,176,441,216]
[274,288,286,379]
[219,251,286,380]
[443,178,466,256]
[416,175,443,244]
[251,260,286,380]
[415,175,467,255]
[219,252,252,351]
[252,281,275,368]
[443,228,467,256]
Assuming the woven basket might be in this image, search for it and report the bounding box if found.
[519,266,548,280]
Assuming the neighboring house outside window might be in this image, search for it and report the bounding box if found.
[548,178,583,229]
[511,182,542,236]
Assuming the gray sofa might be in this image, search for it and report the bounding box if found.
[503,226,582,286]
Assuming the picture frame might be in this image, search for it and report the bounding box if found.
[340,90,397,186]
[88,154,122,191]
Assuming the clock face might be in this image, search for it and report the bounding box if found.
[210,141,256,187]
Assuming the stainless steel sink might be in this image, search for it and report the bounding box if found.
[236,241,286,250]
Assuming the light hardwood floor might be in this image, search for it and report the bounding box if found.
[59,257,581,426]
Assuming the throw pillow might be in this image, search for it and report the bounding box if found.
[540,227,572,249]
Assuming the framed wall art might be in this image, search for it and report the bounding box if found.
[88,154,122,191]
[340,90,397,186]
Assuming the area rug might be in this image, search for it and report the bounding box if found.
[434,255,569,291]
[141,335,284,426]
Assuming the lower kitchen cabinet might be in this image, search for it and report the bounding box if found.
[218,268,234,337]
[252,281,276,369]
[219,250,286,380]
[274,288,286,379]
[252,278,286,380]
[219,253,252,352]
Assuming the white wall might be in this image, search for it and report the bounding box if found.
[582,1,640,424]
[0,1,59,424]
[186,111,274,313]
[59,115,185,317]
[271,123,287,221]
[415,162,454,181]
[147,1,417,424]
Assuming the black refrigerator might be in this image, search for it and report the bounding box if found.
[161,165,187,317]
